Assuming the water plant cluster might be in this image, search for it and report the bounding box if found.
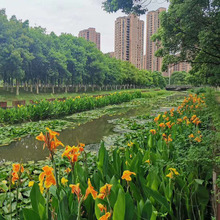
[0,90,171,147]
[0,92,216,220]
[0,91,141,124]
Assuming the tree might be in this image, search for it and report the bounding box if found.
[170,71,188,85]
[152,0,220,86]
[103,0,158,14]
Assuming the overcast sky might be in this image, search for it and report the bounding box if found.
[0,0,169,53]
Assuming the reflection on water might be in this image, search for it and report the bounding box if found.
[0,104,151,163]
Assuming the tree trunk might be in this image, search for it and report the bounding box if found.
[36,80,39,94]
[30,84,33,93]
[44,83,46,93]
[75,85,78,93]
[84,85,87,92]
[10,85,13,93]
[52,85,55,94]
[65,85,68,93]
[16,79,19,96]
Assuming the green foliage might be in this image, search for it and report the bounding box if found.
[0,92,216,219]
[170,71,188,85]
[153,0,220,86]
[102,0,147,15]
[0,91,141,124]
[0,9,166,92]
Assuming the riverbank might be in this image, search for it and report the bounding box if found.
[0,90,173,147]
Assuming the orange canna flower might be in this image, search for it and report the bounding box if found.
[62,145,81,163]
[183,116,188,120]
[150,129,156,135]
[36,132,46,142]
[99,212,111,220]
[177,118,183,123]
[46,127,60,139]
[97,184,112,199]
[159,123,166,128]
[45,174,56,188]
[166,121,172,129]
[121,170,136,182]
[65,168,71,173]
[189,134,194,138]
[69,183,81,202]
[98,203,107,213]
[145,159,150,164]
[154,114,161,123]
[39,166,56,193]
[36,129,63,153]
[84,178,98,200]
[78,143,85,152]
[12,163,24,173]
[12,172,19,184]
[165,117,169,121]
[194,137,201,142]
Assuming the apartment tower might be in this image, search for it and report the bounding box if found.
[145,7,166,71]
[78,28,101,50]
[114,14,144,69]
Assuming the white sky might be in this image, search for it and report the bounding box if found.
[0,0,169,53]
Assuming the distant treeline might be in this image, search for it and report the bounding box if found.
[0,9,166,95]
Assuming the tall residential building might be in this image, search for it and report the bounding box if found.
[163,62,191,77]
[78,28,101,50]
[114,14,144,69]
[145,7,166,72]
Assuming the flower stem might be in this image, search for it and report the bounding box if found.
[46,189,50,219]
[77,195,84,220]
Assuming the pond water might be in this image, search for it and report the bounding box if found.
[0,102,153,163]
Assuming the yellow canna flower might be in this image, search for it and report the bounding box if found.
[168,168,180,175]
[61,177,68,186]
[127,142,134,147]
[166,172,173,179]
[28,181,34,187]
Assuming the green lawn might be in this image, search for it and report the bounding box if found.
[0,87,152,107]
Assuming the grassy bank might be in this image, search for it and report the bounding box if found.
[0,88,155,107]
[0,90,174,146]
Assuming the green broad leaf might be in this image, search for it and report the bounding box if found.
[145,186,173,215]
[196,185,209,206]
[113,188,125,220]
[97,142,109,177]
[23,209,41,220]
[148,135,153,148]
[49,185,57,198]
[58,195,69,220]
[195,179,204,185]
[125,192,135,220]
[130,182,142,201]
[0,193,6,207]
[30,183,46,216]
[141,200,152,220]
